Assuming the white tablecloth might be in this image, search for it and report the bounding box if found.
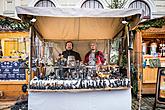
[28,89,131,110]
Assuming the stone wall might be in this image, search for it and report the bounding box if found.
[0,0,165,20]
[154,0,165,17]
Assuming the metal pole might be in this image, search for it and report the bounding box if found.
[126,24,131,79]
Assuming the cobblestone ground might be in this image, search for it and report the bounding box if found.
[1,96,165,110]
[132,95,165,110]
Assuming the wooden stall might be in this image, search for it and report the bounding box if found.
[134,17,165,94]
[16,7,142,110]
[0,15,29,99]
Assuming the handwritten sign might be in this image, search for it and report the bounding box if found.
[0,61,26,80]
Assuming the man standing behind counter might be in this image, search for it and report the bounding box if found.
[62,41,81,61]
[84,42,105,66]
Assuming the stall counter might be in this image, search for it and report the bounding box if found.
[28,88,131,110]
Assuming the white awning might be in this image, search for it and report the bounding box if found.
[16,7,142,40]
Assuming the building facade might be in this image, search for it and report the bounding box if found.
[0,0,165,19]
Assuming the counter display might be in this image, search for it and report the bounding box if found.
[29,77,130,90]
[28,63,131,110]
[30,59,130,90]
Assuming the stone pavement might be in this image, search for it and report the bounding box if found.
[1,95,165,110]
[132,95,165,110]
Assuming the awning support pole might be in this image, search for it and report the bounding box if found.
[107,40,110,64]
[28,25,33,89]
[126,24,131,79]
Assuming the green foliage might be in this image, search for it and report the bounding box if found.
[106,0,127,9]
[131,63,138,95]
[0,18,29,31]
[131,73,138,95]
[110,37,120,64]
[110,54,118,64]
[138,18,165,30]
[121,54,127,69]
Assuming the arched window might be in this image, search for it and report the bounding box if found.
[81,0,104,9]
[129,0,151,19]
[34,0,55,7]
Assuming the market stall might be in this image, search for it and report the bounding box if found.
[0,15,29,99]
[16,7,142,110]
[134,17,165,94]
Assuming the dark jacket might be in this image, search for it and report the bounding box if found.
[62,50,81,61]
[84,50,105,65]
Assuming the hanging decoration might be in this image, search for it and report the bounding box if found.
[0,17,29,32]
[138,18,165,30]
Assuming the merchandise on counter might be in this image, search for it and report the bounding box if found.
[29,76,130,90]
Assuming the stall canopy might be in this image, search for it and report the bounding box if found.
[16,7,142,40]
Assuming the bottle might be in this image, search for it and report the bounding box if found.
[159,44,162,57]
[150,42,157,55]
[142,42,147,55]
[163,44,165,57]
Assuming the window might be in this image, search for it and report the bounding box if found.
[81,0,104,9]
[129,0,151,19]
[3,0,15,14]
[34,0,55,7]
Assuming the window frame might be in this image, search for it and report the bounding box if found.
[34,0,55,7]
[129,0,151,19]
[81,0,104,9]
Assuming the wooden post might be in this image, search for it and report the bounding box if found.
[125,24,131,79]
[135,31,143,110]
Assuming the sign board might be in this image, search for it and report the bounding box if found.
[0,61,26,80]
[154,67,165,109]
